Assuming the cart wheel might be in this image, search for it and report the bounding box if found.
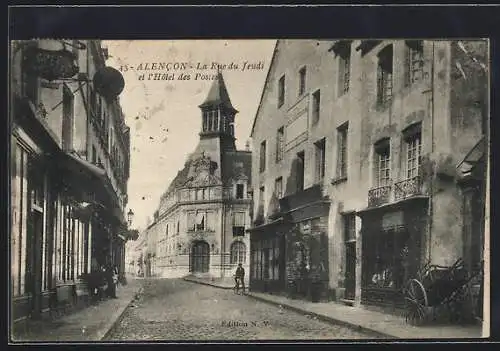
[404,279,428,325]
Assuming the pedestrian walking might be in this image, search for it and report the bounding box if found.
[234,263,246,294]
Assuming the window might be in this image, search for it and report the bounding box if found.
[344,214,356,242]
[315,138,326,183]
[362,227,414,291]
[296,151,305,192]
[298,66,306,96]
[62,85,74,151]
[259,140,267,173]
[259,186,265,206]
[203,110,219,132]
[276,127,284,163]
[230,241,246,264]
[312,90,321,124]
[177,221,180,233]
[275,177,283,199]
[405,40,424,86]
[236,183,244,199]
[338,42,351,96]
[278,75,285,107]
[233,212,246,237]
[404,124,422,179]
[337,122,349,179]
[166,224,169,238]
[188,211,214,232]
[251,237,281,281]
[11,142,29,296]
[377,45,393,105]
[375,139,391,187]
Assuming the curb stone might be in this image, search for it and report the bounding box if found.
[246,293,397,339]
[184,277,395,339]
[100,284,143,341]
[183,277,233,290]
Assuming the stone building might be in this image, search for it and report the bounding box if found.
[249,39,487,316]
[10,39,131,329]
[143,72,252,284]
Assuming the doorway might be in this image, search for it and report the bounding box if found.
[28,209,44,319]
[344,240,356,300]
[190,241,210,273]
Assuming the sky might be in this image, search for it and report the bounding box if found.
[103,40,276,231]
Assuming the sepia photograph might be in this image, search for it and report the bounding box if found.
[8,38,489,343]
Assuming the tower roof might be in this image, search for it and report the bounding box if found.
[199,71,238,113]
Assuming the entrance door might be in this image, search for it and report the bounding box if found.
[345,241,356,300]
[191,241,210,273]
[29,209,44,319]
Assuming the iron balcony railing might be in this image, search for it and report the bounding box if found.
[394,176,422,201]
[368,176,424,207]
[368,184,392,207]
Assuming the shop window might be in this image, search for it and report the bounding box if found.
[230,241,246,264]
[362,227,414,292]
[377,45,393,105]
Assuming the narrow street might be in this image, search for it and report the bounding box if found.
[105,279,375,341]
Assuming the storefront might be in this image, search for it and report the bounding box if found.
[456,136,486,322]
[249,185,331,300]
[11,97,60,326]
[249,219,287,293]
[357,198,428,308]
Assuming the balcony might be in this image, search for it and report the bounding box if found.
[368,185,392,207]
[394,176,422,201]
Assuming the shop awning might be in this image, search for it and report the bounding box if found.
[57,151,126,226]
[279,184,330,223]
[247,218,284,232]
[456,136,486,181]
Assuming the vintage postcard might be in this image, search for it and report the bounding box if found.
[9,38,489,342]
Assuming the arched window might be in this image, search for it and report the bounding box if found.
[230,241,246,264]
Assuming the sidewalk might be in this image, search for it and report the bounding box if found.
[183,277,483,340]
[12,279,143,343]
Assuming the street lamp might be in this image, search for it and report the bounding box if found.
[127,209,134,227]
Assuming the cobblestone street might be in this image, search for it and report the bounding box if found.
[105,278,375,341]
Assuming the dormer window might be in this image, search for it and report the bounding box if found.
[236,183,245,199]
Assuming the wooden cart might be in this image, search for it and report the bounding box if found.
[404,258,483,325]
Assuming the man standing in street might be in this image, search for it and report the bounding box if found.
[235,263,246,294]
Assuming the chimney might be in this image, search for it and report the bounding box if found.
[245,139,251,151]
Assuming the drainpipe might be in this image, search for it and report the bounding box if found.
[426,41,435,264]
